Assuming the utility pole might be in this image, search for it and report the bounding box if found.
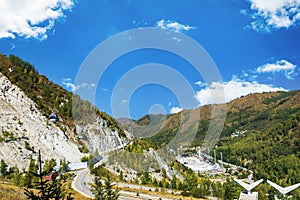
[214,149,216,163]
[39,150,45,197]
[220,152,223,168]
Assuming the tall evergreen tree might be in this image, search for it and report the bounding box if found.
[103,175,120,200]
[0,159,7,178]
[91,175,120,200]
[23,155,36,188]
[91,176,105,200]
[12,166,21,186]
[24,150,73,200]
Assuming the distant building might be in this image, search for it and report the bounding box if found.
[239,191,258,200]
[87,155,103,166]
[66,162,88,171]
[66,155,103,171]
[43,171,59,181]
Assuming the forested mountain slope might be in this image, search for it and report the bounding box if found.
[216,91,300,185]
[121,90,300,185]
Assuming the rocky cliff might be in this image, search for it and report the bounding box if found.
[0,73,82,168]
[0,72,129,169]
[75,116,130,154]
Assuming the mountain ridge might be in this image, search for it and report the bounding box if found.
[0,54,129,168]
[118,90,300,184]
[121,90,300,139]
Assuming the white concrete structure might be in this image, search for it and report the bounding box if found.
[267,180,300,196]
[67,162,88,171]
[234,179,263,200]
[234,178,263,193]
[239,191,258,200]
[177,156,223,173]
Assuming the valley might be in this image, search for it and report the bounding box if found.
[0,54,299,199]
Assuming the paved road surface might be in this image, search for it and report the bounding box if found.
[72,168,93,198]
[72,154,178,199]
[72,168,177,199]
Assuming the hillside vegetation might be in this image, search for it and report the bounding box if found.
[121,90,300,185]
[0,54,124,136]
[216,91,300,185]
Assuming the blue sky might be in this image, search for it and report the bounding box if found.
[0,0,299,119]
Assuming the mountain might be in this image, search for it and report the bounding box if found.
[119,90,300,184]
[1,53,298,188]
[216,91,300,185]
[0,54,129,168]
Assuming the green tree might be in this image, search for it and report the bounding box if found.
[141,172,150,185]
[60,159,68,172]
[24,141,31,150]
[23,155,37,188]
[12,166,22,186]
[43,158,56,173]
[0,159,7,178]
[119,171,124,181]
[25,179,74,200]
[224,179,240,200]
[183,172,198,195]
[213,182,225,198]
[159,181,163,188]
[91,176,105,200]
[171,175,177,190]
[103,175,120,200]
[24,151,73,200]
[91,175,120,200]
[89,160,95,172]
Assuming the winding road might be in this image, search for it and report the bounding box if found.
[72,168,93,198]
[71,153,179,199]
[72,168,177,200]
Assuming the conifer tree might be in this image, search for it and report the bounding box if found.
[91,175,120,200]
[0,159,7,178]
[24,150,73,200]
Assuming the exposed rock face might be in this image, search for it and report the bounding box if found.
[0,73,129,169]
[75,116,128,154]
[0,73,83,169]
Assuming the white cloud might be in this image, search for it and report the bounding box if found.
[240,9,248,16]
[195,78,286,105]
[121,99,128,106]
[0,0,74,40]
[156,19,196,32]
[171,37,183,42]
[170,107,183,114]
[10,43,16,50]
[256,60,297,79]
[62,78,95,92]
[194,81,208,87]
[247,0,300,31]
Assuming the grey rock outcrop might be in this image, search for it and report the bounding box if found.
[0,73,129,169]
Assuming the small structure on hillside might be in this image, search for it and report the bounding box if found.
[43,171,60,181]
[49,113,59,123]
[66,155,103,171]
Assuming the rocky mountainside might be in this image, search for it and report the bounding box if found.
[0,54,129,168]
[0,73,82,168]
